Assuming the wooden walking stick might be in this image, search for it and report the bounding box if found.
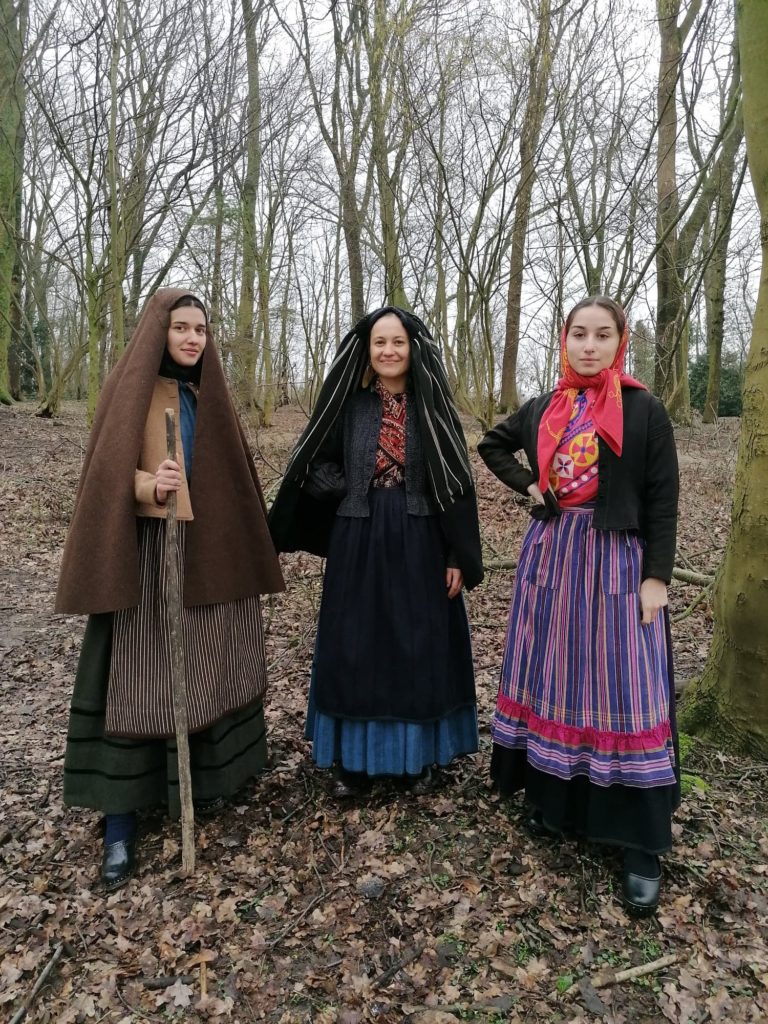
[164,408,195,874]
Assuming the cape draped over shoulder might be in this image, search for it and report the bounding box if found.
[55,287,284,614]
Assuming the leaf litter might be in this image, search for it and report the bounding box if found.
[0,403,765,1023]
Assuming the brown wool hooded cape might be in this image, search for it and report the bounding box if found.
[55,288,285,614]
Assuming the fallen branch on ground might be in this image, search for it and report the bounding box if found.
[268,884,340,949]
[562,952,678,998]
[9,942,65,1024]
[673,581,714,622]
[373,943,427,989]
[140,975,196,991]
[672,568,715,586]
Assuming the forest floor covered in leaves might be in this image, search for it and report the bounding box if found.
[1,401,767,1024]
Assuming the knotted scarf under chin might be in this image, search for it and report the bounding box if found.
[536,322,647,493]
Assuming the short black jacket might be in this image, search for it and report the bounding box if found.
[477,387,679,583]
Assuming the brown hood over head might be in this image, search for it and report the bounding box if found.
[55,288,284,614]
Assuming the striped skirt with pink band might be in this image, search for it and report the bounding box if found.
[492,508,676,791]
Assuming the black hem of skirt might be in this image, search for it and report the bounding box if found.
[491,744,681,855]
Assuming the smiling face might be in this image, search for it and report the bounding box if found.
[565,304,622,377]
[166,305,208,366]
[369,313,411,393]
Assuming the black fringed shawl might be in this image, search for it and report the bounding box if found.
[268,306,484,590]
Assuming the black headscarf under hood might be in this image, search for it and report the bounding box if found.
[269,306,484,589]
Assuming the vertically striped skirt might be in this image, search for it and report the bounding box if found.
[491,508,680,852]
[107,519,267,737]
[63,519,269,817]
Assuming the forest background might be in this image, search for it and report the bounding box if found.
[1,0,768,1021]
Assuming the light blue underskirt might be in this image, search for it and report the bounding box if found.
[305,687,478,777]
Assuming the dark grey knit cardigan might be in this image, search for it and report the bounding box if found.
[306,386,436,517]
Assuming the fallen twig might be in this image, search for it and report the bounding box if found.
[268,884,339,949]
[318,832,340,871]
[483,558,517,571]
[373,943,427,989]
[427,842,439,891]
[563,952,678,997]
[141,974,196,991]
[9,941,65,1024]
[116,978,164,1021]
[278,796,313,825]
[672,568,715,586]
[404,1003,517,1015]
[672,582,713,622]
[0,818,37,848]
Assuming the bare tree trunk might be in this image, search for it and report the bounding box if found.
[280,0,369,322]
[234,0,263,412]
[702,212,724,423]
[365,0,409,308]
[0,0,26,405]
[107,0,126,360]
[680,0,768,757]
[654,0,700,422]
[85,259,106,425]
[210,184,225,345]
[703,153,746,422]
[500,0,553,414]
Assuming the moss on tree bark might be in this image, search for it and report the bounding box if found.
[680,0,768,759]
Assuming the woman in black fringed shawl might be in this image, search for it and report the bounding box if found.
[269,307,483,796]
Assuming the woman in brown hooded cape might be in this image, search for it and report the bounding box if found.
[56,289,284,890]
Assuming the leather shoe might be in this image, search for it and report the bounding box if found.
[101,838,138,891]
[622,856,661,917]
[331,768,369,799]
[409,765,437,795]
[194,795,226,818]
[525,808,561,839]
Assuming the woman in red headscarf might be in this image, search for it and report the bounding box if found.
[478,296,679,916]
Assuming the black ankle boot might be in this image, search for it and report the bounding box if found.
[101,837,138,891]
[622,849,661,916]
[331,766,369,798]
[524,807,561,839]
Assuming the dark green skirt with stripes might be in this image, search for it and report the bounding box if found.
[64,614,268,818]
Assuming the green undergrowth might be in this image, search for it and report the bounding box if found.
[678,730,711,796]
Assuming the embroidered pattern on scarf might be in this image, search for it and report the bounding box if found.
[373,377,406,488]
[535,319,647,493]
[549,392,599,507]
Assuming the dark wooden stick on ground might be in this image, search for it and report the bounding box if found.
[9,942,65,1024]
[164,409,195,875]
[373,943,427,989]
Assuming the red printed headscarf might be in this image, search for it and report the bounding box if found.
[536,304,647,493]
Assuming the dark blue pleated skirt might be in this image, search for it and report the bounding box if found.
[307,487,478,777]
